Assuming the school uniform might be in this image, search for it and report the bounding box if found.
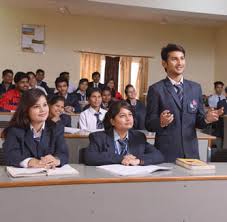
[88,82,104,90]
[145,77,207,162]
[0,82,15,96]
[3,120,69,167]
[84,129,164,166]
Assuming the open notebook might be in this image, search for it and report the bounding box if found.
[6,164,79,178]
[97,164,172,176]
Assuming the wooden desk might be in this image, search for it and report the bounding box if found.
[65,130,216,163]
[0,163,227,222]
[0,112,80,128]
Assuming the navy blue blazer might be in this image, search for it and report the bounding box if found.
[88,82,105,90]
[59,114,71,127]
[216,98,227,138]
[84,129,164,166]
[0,82,15,96]
[145,78,207,162]
[3,121,69,167]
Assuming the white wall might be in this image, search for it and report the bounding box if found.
[0,7,217,94]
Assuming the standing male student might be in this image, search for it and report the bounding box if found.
[145,43,224,162]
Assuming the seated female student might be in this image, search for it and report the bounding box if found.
[106,79,123,101]
[84,100,164,166]
[2,88,69,168]
[101,87,113,111]
[79,87,107,131]
[75,78,89,110]
[48,95,71,127]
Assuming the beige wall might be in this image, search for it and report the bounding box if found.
[215,25,227,87]
[0,7,217,94]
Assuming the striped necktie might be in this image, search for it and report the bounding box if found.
[118,138,128,155]
[174,83,184,103]
[94,112,103,129]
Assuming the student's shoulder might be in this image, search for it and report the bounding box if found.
[129,129,146,139]
[5,126,26,138]
[89,130,107,140]
[148,79,166,90]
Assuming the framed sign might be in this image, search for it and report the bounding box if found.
[21,24,45,53]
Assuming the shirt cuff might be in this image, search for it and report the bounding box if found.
[20,158,33,168]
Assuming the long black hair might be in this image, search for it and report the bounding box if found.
[2,88,47,137]
[103,100,134,130]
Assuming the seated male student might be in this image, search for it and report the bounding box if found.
[88,72,104,90]
[216,87,227,138]
[84,101,164,166]
[36,69,51,94]
[79,88,107,131]
[0,69,15,96]
[59,72,76,94]
[54,76,81,113]
[0,72,29,112]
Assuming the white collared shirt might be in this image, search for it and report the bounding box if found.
[167,76,184,85]
[29,85,47,95]
[79,106,107,131]
[208,94,225,108]
[20,122,46,168]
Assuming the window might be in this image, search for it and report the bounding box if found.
[100,57,140,91]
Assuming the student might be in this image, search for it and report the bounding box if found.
[60,72,76,93]
[48,95,71,127]
[84,100,164,166]
[88,72,104,90]
[54,76,81,113]
[208,81,225,108]
[2,88,69,168]
[125,84,146,130]
[145,43,224,162]
[36,69,50,94]
[0,72,29,112]
[79,88,107,131]
[0,69,15,96]
[106,79,123,100]
[75,78,89,110]
[27,71,47,95]
[101,87,113,110]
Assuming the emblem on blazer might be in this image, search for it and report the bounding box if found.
[189,99,198,111]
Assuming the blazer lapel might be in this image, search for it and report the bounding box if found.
[39,127,51,155]
[164,78,182,110]
[24,129,37,157]
[182,80,191,111]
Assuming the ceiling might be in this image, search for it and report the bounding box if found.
[0,0,227,26]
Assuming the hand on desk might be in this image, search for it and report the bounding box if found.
[160,110,174,128]
[28,155,60,169]
[205,107,224,123]
[64,106,74,114]
[121,154,140,166]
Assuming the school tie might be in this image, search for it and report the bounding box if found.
[94,112,103,129]
[174,83,184,103]
[34,136,42,158]
[218,96,221,102]
[117,138,128,155]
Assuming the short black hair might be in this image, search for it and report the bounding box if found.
[102,87,112,95]
[55,76,69,88]
[14,72,28,83]
[161,43,185,62]
[2,69,13,77]
[87,87,102,98]
[48,95,65,106]
[92,71,100,78]
[103,100,133,130]
[59,72,69,77]
[214,81,224,88]
[36,69,44,74]
[27,71,36,79]
[125,84,134,96]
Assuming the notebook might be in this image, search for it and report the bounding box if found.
[6,164,79,178]
[97,164,172,176]
[176,158,216,170]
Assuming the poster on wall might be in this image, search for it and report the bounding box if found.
[21,24,45,53]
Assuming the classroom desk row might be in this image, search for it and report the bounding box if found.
[0,163,227,222]
[64,130,216,163]
[0,129,215,164]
